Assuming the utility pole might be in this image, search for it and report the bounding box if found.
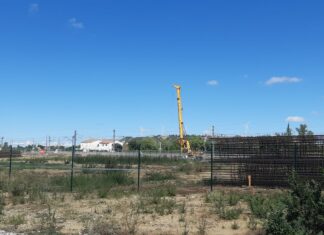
[48,136,51,152]
[212,125,215,137]
[45,136,48,152]
[113,129,116,152]
[70,130,77,192]
[211,125,215,191]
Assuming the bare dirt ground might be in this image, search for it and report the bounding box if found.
[0,157,272,234]
[0,186,271,235]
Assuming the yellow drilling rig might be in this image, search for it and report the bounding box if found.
[174,85,191,155]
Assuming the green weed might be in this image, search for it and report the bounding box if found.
[144,172,176,182]
[7,214,25,229]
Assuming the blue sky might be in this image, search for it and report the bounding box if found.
[1,0,324,144]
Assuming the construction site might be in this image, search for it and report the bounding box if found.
[1,1,324,234]
[0,85,323,235]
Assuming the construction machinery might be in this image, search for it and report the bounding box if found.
[174,85,191,155]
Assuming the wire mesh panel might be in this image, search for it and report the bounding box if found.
[206,136,324,187]
[0,150,21,158]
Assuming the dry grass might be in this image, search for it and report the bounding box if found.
[0,158,280,234]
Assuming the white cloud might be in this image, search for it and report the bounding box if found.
[69,18,84,29]
[266,76,302,86]
[29,3,39,14]
[207,80,219,86]
[286,116,305,123]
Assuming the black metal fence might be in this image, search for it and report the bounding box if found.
[0,149,21,158]
[207,135,324,187]
[2,135,324,191]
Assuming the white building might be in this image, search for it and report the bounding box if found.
[80,139,123,152]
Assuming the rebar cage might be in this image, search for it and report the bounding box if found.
[208,135,324,187]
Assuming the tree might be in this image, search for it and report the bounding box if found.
[296,124,314,136]
[0,142,9,151]
[161,137,179,151]
[286,123,293,136]
[127,137,159,151]
[187,136,205,151]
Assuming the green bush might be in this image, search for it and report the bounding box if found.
[73,172,134,193]
[220,208,242,220]
[265,173,324,235]
[228,192,241,206]
[155,198,176,216]
[248,195,270,219]
[205,191,242,207]
[247,193,286,219]
[136,184,177,215]
[266,210,299,235]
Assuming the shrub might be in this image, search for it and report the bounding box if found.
[144,172,176,182]
[83,218,122,235]
[228,192,241,206]
[265,173,324,235]
[220,208,242,220]
[146,184,176,198]
[205,191,241,207]
[137,184,177,215]
[265,210,297,235]
[155,198,176,216]
[247,193,286,219]
[248,195,270,219]
[39,204,57,234]
[73,172,134,194]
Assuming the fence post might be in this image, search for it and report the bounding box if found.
[294,143,297,172]
[70,131,76,192]
[137,146,141,192]
[210,142,214,191]
[9,145,13,179]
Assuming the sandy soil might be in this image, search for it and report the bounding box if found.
[0,186,269,235]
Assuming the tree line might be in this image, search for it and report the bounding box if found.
[0,124,315,152]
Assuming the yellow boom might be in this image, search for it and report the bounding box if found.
[174,85,191,154]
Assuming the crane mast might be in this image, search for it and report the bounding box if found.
[174,85,191,154]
